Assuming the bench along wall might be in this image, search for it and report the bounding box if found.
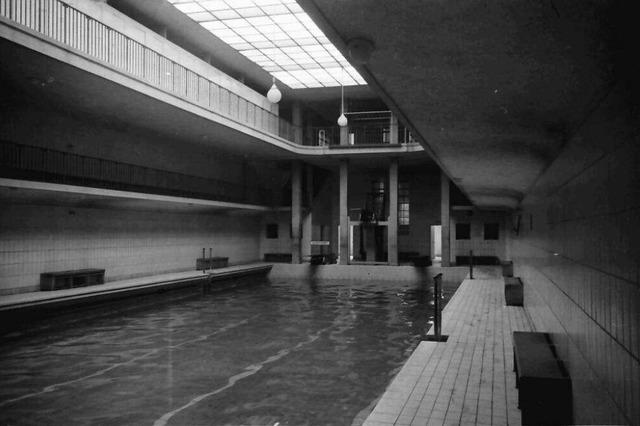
[0,201,262,295]
[510,85,640,425]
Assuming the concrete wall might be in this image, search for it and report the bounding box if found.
[259,211,293,258]
[398,169,441,257]
[450,210,506,263]
[511,86,639,425]
[0,201,262,295]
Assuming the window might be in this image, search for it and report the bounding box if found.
[484,223,499,240]
[168,0,366,88]
[456,223,471,240]
[398,181,410,227]
[266,223,278,239]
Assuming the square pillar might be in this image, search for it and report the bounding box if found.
[338,160,349,264]
[340,125,349,145]
[291,161,302,264]
[389,113,398,145]
[388,159,399,265]
[441,171,451,266]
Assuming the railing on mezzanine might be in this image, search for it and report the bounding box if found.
[0,0,301,144]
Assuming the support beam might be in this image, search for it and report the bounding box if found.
[291,161,302,264]
[441,172,451,266]
[388,159,399,265]
[292,102,303,144]
[338,160,349,264]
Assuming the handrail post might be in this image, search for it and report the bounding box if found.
[434,273,442,339]
[469,250,474,280]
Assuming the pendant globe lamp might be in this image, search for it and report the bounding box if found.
[267,76,282,104]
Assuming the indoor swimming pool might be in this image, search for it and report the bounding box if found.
[0,276,459,426]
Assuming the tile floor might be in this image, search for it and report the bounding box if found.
[364,268,534,426]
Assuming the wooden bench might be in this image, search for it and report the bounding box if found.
[40,268,105,291]
[513,331,572,425]
[196,257,228,270]
[504,276,523,306]
[263,253,292,263]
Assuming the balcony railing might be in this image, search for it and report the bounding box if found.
[0,140,275,206]
[305,123,421,146]
[0,0,300,143]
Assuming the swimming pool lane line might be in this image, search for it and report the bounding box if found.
[152,324,334,426]
[0,315,259,408]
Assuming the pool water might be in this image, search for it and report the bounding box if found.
[0,276,459,426]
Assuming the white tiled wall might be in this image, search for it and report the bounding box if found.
[512,87,639,425]
[451,211,507,261]
[0,203,262,294]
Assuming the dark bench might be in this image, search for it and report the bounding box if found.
[263,253,292,263]
[513,331,572,425]
[455,255,500,265]
[501,260,514,277]
[196,257,228,270]
[40,268,105,291]
[309,253,337,265]
[504,276,523,306]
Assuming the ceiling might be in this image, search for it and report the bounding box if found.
[300,0,625,208]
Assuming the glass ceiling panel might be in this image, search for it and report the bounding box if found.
[167,0,367,88]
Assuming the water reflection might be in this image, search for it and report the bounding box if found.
[0,277,459,426]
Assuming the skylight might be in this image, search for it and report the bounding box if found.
[167,0,367,89]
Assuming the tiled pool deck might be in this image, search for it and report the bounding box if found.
[364,268,534,426]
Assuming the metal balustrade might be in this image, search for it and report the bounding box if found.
[305,123,421,146]
[0,140,275,206]
[0,0,298,143]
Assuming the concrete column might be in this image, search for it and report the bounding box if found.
[292,102,303,144]
[340,125,349,145]
[301,165,314,259]
[291,161,302,264]
[388,159,399,265]
[441,171,451,266]
[338,160,349,264]
[389,113,398,145]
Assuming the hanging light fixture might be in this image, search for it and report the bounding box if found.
[337,68,348,127]
[266,76,282,104]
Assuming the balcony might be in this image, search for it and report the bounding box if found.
[306,124,420,147]
[0,140,274,207]
[0,0,300,144]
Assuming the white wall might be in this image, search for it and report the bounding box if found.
[0,202,262,295]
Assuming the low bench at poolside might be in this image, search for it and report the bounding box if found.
[504,276,523,306]
[40,268,105,291]
[513,331,572,425]
[263,253,292,263]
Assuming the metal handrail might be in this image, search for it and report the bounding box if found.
[0,0,300,143]
[0,140,275,206]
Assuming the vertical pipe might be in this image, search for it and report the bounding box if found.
[209,247,212,271]
[469,249,474,279]
[202,248,205,274]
